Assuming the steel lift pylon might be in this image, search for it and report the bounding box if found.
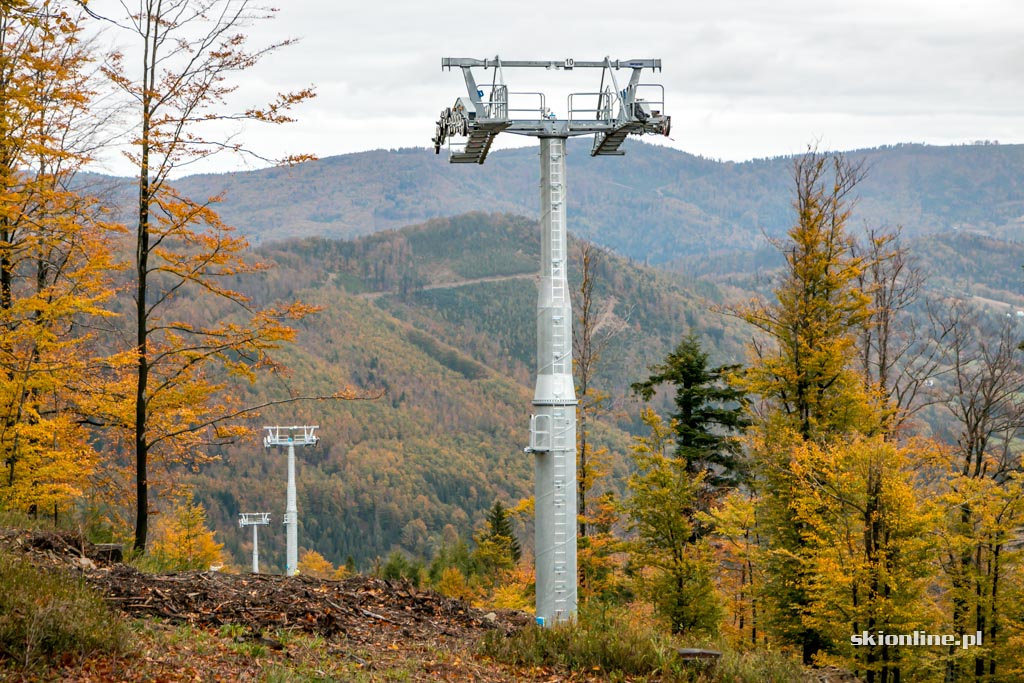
[263,425,319,576]
[239,512,271,574]
[432,57,670,626]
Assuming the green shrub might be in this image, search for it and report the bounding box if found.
[480,600,804,682]
[645,561,723,637]
[0,549,128,670]
[379,550,425,587]
[480,601,689,680]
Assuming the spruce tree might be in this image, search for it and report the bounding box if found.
[631,334,749,492]
[483,501,521,564]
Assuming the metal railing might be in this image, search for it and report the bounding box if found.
[567,83,665,123]
[567,90,614,122]
[479,88,547,119]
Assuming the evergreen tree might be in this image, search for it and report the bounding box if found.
[379,550,424,586]
[631,334,748,492]
[429,535,477,584]
[482,500,521,564]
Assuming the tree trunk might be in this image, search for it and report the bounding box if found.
[133,39,154,550]
[989,542,1000,679]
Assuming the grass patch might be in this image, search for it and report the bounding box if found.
[0,508,76,532]
[479,601,804,682]
[480,601,689,680]
[0,548,129,672]
[713,646,804,682]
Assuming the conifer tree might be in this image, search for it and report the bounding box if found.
[482,500,521,565]
[631,333,748,493]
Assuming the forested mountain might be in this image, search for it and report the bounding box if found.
[193,206,1024,574]
[160,141,1024,264]
[194,213,751,572]
[75,137,1024,575]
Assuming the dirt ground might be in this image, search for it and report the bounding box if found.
[2,528,863,683]
[0,528,585,682]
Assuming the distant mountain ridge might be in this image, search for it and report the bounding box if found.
[157,141,1024,264]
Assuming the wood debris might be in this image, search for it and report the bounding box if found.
[1,527,529,649]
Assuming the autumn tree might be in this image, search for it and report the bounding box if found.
[739,149,877,665]
[621,408,721,635]
[735,150,952,682]
[572,241,622,534]
[91,0,317,550]
[571,241,624,598]
[0,2,117,517]
[741,150,874,441]
[934,305,1024,682]
[773,431,940,680]
[851,226,949,434]
[297,549,335,579]
[149,494,224,570]
[705,487,762,647]
[429,533,481,603]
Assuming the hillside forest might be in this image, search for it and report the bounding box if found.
[2,3,1024,683]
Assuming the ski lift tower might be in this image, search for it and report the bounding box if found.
[238,512,271,574]
[263,425,320,576]
[432,57,670,625]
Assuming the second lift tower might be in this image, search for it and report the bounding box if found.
[432,57,670,625]
[264,425,319,576]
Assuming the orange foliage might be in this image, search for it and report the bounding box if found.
[93,0,323,550]
[297,549,336,579]
[0,4,120,515]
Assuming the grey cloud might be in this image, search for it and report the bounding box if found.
[83,0,1024,172]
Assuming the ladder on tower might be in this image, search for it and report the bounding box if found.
[549,147,565,305]
[551,408,570,619]
[548,145,567,376]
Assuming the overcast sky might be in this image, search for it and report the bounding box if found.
[86,0,1023,176]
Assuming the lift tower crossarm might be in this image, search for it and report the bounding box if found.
[442,58,661,70]
[239,513,271,574]
[433,57,669,163]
